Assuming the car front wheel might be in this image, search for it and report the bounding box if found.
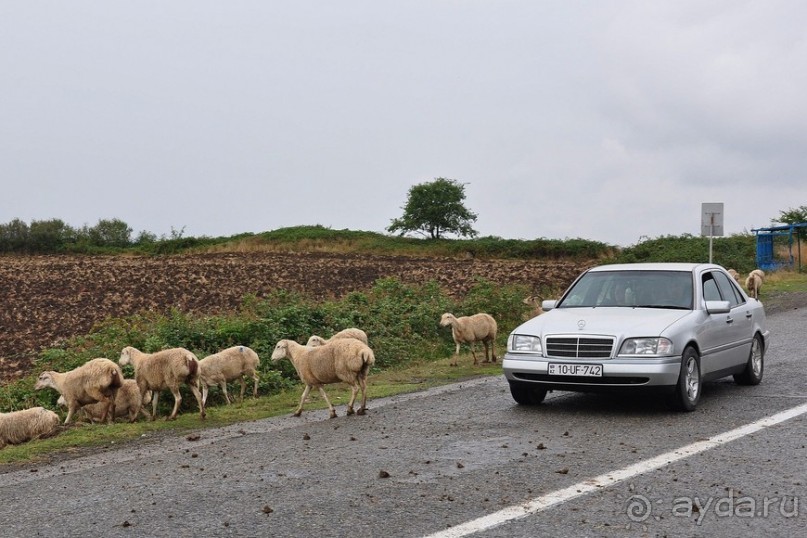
[734,333,764,386]
[508,381,548,406]
[670,347,701,412]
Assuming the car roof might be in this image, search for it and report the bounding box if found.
[586,262,722,273]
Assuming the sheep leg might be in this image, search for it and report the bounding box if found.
[64,403,79,425]
[356,376,369,415]
[451,342,461,367]
[252,372,259,398]
[167,388,182,420]
[470,342,479,365]
[238,378,247,403]
[317,386,338,419]
[150,390,160,421]
[483,341,496,363]
[346,382,359,415]
[85,387,115,423]
[201,384,209,407]
[188,382,206,419]
[220,381,231,405]
[293,385,312,417]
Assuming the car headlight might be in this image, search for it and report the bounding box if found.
[618,337,673,356]
[508,334,543,354]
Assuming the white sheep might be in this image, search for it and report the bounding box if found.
[56,379,152,423]
[306,327,369,347]
[119,346,206,421]
[522,295,545,320]
[271,338,375,418]
[439,312,498,367]
[0,407,61,449]
[745,269,765,299]
[198,345,261,405]
[34,357,124,424]
[727,268,740,282]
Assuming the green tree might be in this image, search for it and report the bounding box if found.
[29,219,75,251]
[0,218,30,252]
[387,178,478,239]
[86,218,133,247]
[777,205,807,239]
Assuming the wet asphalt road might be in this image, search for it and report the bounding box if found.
[1,306,805,538]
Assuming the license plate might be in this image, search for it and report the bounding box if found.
[548,363,603,376]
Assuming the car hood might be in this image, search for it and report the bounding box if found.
[515,307,691,337]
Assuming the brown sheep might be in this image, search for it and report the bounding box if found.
[439,312,498,366]
[745,269,765,299]
[0,407,61,449]
[119,346,205,421]
[271,338,375,418]
[34,358,123,424]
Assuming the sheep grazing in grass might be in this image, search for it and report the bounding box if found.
[57,379,152,423]
[439,312,498,367]
[522,295,545,320]
[745,269,765,299]
[34,358,123,424]
[198,345,261,405]
[727,268,740,282]
[119,346,205,421]
[0,407,61,449]
[271,338,375,418]
[306,327,369,347]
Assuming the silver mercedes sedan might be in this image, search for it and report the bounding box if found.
[502,263,769,411]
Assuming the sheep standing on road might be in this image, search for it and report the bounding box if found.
[198,346,260,405]
[34,358,123,424]
[440,312,498,367]
[306,327,369,347]
[119,347,205,421]
[0,407,61,449]
[57,379,152,423]
[271,338,375,418]
[745,269,765,299]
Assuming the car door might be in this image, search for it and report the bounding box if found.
[713,270,753,367]
[699,270,750,377]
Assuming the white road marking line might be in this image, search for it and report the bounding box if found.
[424,401,807,538]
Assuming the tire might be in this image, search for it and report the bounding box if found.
[508,381,548,406]
[734,334,764,386]
[670,347,701,412]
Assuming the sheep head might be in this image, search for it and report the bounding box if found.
[271,340,291,362]
[118,346,135,366]
[306,335,327,347]
[34,371,57,391]
[439,313,457,327]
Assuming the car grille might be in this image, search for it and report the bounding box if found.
[545,336,614,359]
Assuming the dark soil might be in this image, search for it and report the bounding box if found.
[0,252,591,382]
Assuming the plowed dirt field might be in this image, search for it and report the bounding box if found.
[0,253,591,382]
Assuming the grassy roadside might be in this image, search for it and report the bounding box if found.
[0,357,502,466]
[3,270,805,467]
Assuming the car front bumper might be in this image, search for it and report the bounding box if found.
[502,354,682,390]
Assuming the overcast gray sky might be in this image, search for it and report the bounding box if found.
[2,1,805,247]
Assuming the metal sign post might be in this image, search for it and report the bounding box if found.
[701,203,724,264]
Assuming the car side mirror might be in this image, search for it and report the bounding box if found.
[705,300,731,314]
[542,300,557,311]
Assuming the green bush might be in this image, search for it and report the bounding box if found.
[1,277,534,414]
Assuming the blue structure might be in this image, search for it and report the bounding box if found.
[751,223,807,272]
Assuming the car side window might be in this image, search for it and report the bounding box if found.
[713,271,743,308]
[702,274,721,302]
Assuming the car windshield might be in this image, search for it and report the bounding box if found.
[558,270,693,309]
